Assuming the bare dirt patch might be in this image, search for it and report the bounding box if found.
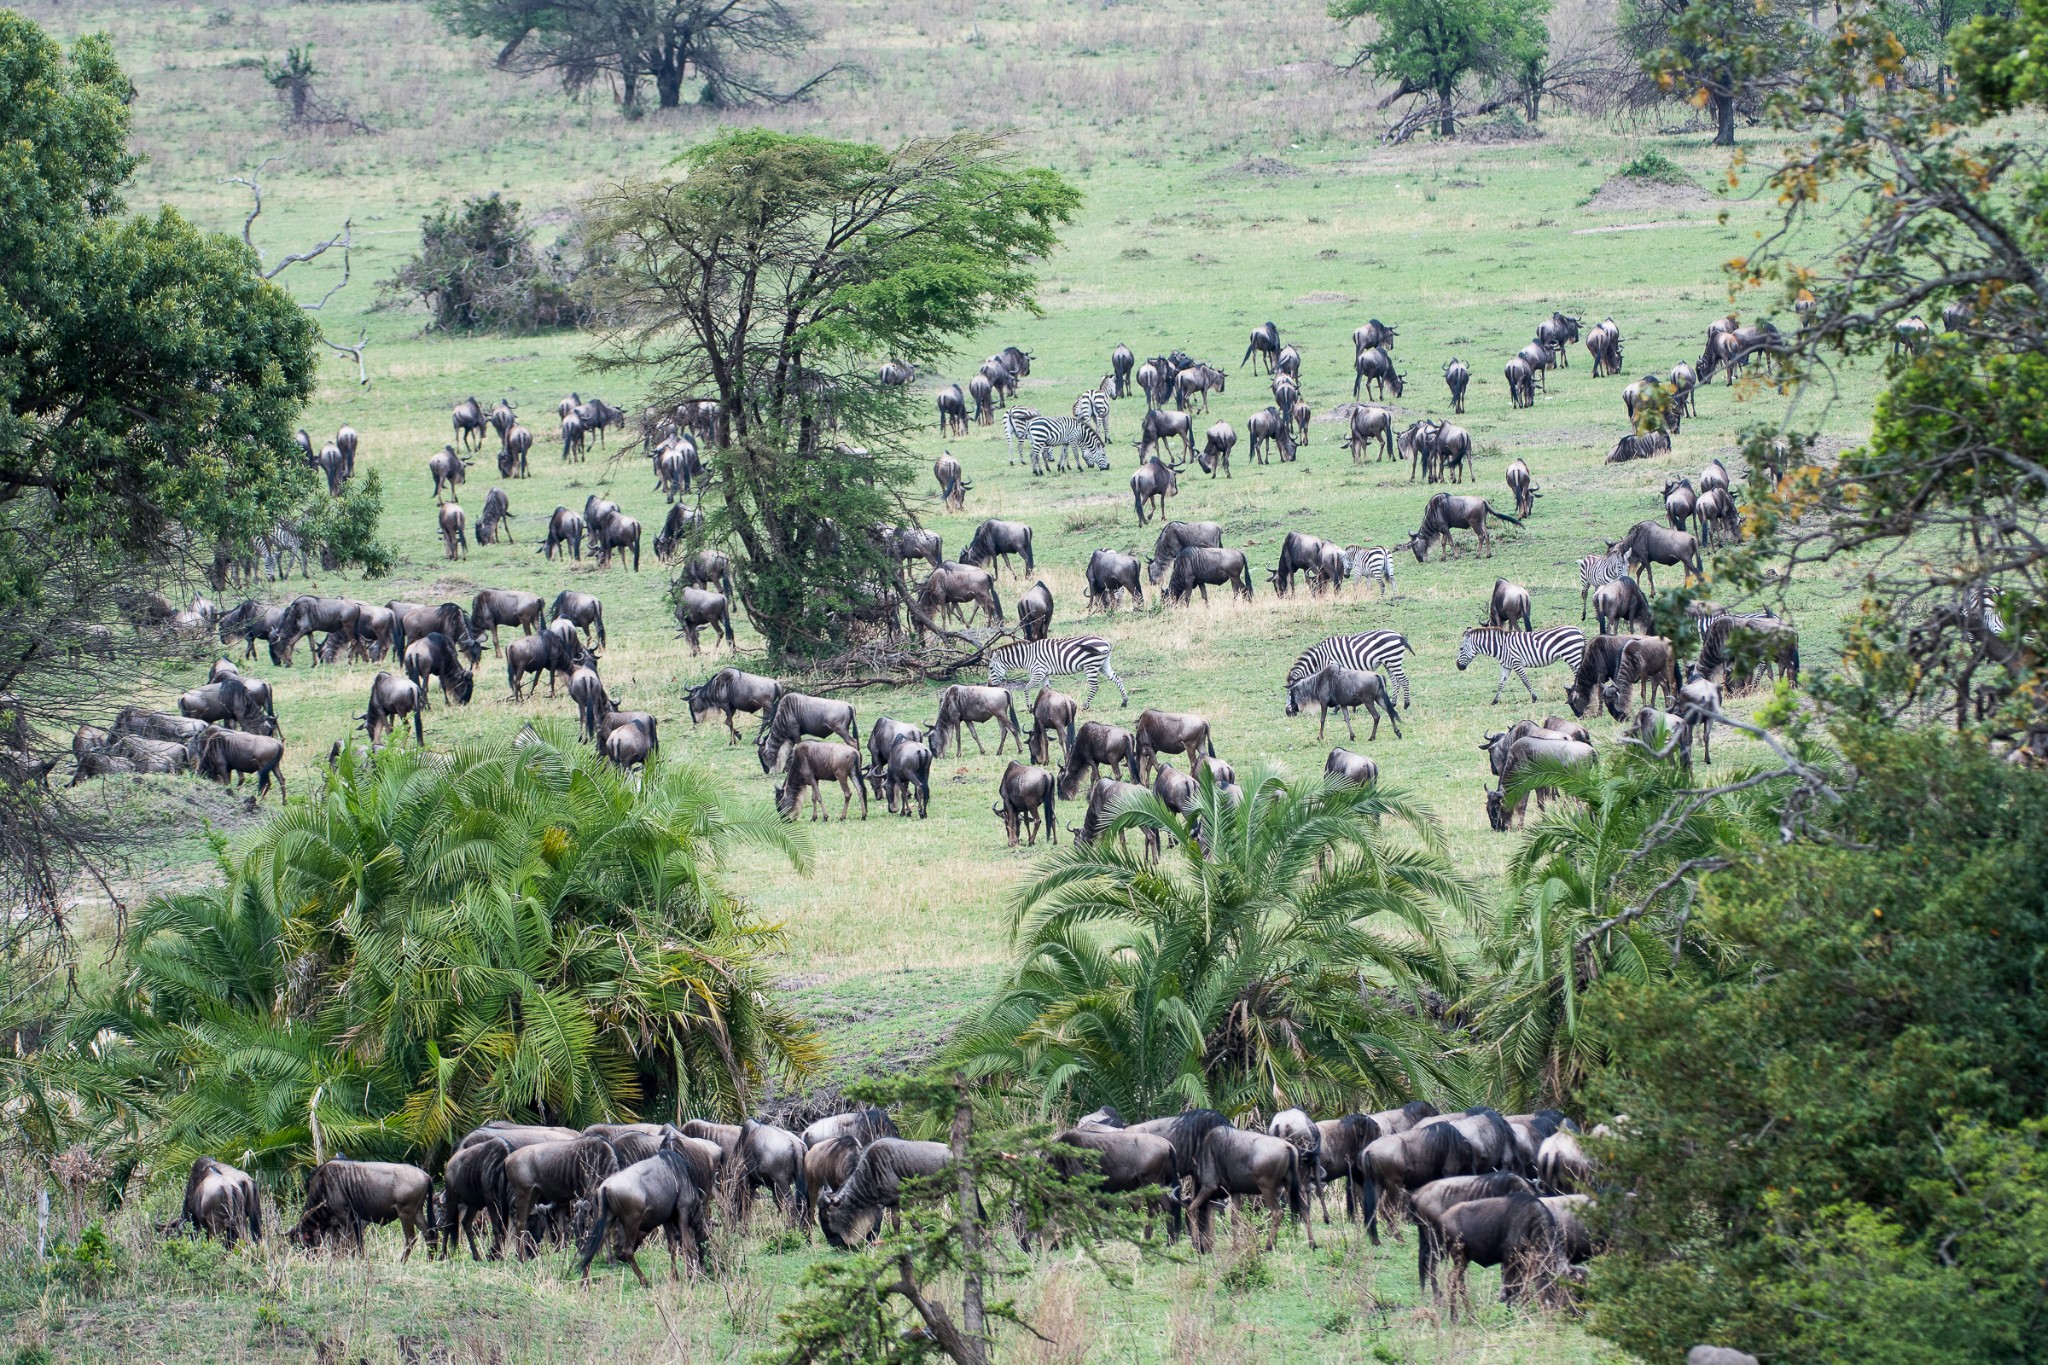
[1214,155,1304,179]
[1583,176,1715,215]
[1294,290,1354,305]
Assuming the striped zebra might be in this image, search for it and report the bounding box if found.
[1001,407,1040,466]
[1286,631,1416,709]
[1072,388,1111,441]
[1457,625,1588,704]
[1578,549,1629,620]
[989,635,1129,708]
[1340,546,1398,599]
[1027,416,1109,475]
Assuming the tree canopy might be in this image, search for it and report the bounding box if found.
[382,192,592,333]
[1329,0,1551,135]
[1617,0,1811,143]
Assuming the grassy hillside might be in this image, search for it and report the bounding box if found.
[4,0,1881,1358]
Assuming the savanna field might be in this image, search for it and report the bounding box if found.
[0,0,1929,1359]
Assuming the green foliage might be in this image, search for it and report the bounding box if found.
[1581,727,2048,1363]
[1616,149,1689,183]
[945,770,1472,1118]
[1954,0,2048,109]
[300,468,393,577]
[51,1223,124,1292]
[1618,0,1810,143]
[1328,0,1551,135]
[382,192,590,334]
[586,131,1079,660]
[75,731,821,1180]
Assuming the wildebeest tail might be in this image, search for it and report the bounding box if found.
[1039,783,1056,842]
[1286,1147,1309,1222]
[575,1187,612,1274]
[1487,504,1525,526]
[1005,690,1020,738]
[1022,529,1033,572]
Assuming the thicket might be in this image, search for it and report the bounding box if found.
[382,192,592,333]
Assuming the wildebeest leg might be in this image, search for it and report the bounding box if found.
[399,1210,419,1262]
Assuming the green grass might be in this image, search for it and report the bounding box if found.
[4,0,1889,1356]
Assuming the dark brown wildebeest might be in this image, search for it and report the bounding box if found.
[1246,405,1294,464]
[1353,345,1403,400]
[652,503,701,562]
[934,452,967,511]
[1017,580,1054,642]
[1504,357,1536,409]
[566,664,614,741]
[506,629,577,701]
[1563,633,1634,717]
[1489,578,1533,631]
[1200,421,1236,477]
[931,684,1022,758]
[1412,1171,1539,1293]
[1438,1194,1579,1319]
[874,527,941,574]
[291,1158,433,1260]
[936,385,970,437]
[1307,1114,1383,1231]
[504,1139,620,1259]
[389,601,479,663]
[1536,1131,1592,1194]
[651,436,701,500]
[1084,550,1144,612]
[1443,358,1470,413]
[219,600,288,662]
[1026,688,1078,767]
[1164,547,1254,606]
[1137,408,1196,465]
[1325,747,1379,787]
[1591,575,1651,636]
[1242,321,1281,373]
[597,711,660,762]
[776,740,867,821]
[1270,374,1300,415]
[550,590,607,651]
[592,513,642,571]
[1173,362,1226,413]
[539,507,585,562]
[477,486,514,544]
[194,727,286,802]
[681,1119,810,1225]
[559,411,589,462]
[437,1135,512,1261]
[1615,520,1704,592]
[438,502,468,560]
[1347,403,1397,463]
[801,1107,899,1150]
[1187,1127,1314,1254]
[820,1138,951,1249]
[968,372,996,425]
[575,1148,708,1285]
[801,1137,861,1243]
[1287,667,1401,741]
[1485,737,1597,831]
[1517,340,1557,391]
[1055,721,1140,799]
[461,1121,584,1151]
[871,736,932,817]
[500,423,533,479]
[959,519,1034,580]
[1269,531,1326,596]
[757,692,859,773]
[979,355,1019,403]
[1047,1127,1183,1242]
[1586,318,1624,376]
[471,588,545,650]
[1110,344,1135,398]
[360,671,425,747]
[270,594,366,668]
[915,563,1003,631]
[453,396,486,451]
[429,444,469,500]
[1664,476,1697,533]
[1070,776,1152,852]
[178,676,275,734]
[672,587,734,657]
[1601,636,1680,718]
[992,759,1058,846]
[1353,318,1398,352]
[1290,398,1314,445]
[1151,762,1200,819]
[603,721,655,771]
[1275,342,1302,379]
[183,1156,261,1244]
[1147,520,1223,585]
[688,667,784,745]
[1505,458,1537,518]
[488,397,517,450]
[1132,708,1214,782]
[1130,457,1178,523]
[1695,486,1740,547]
[405,633,475,708]
[1364,1122,1483,1232]
[1409,494,1523,561]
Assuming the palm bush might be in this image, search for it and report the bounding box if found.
[78,729,819,1181]
[946,768,1474,1120]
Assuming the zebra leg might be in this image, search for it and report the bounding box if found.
[1515,664,1539,703]
[1080,667,1101,710]
[1493,663,1511,705]
[1103,663,1129,707]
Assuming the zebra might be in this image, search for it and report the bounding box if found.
[1001,407,1040,466]
[1341,546,1398,599]
[1072,388,1111,441]
[1286,631,1416,709]
[1456,625,1588,705]
[1027,416,1109,475]
[1578,549,1629,620]
[988,635,1129,708]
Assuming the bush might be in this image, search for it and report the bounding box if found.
[1616,149,1692,184]
[382,193,593,333]
[302,469,393,577]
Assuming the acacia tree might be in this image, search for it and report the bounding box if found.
[585,131,1079,661]
[434,0,842,111]
[1330,0,1551,136]
[1616,0,1811,144]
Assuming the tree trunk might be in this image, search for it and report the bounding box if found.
[1712,90,1736,146]
[656,62,685,108]
[1438,83,1456,137]
[950,1076,988,1365]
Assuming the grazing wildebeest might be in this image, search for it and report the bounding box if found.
[545,591,607,653]
[1311,1114,1384,1231]
[183,1156,261,1244]
[1412,1171,1540,1293]
[992,758,1058,846]
[1286,667,1402,741]
[429,444,470,500]
[436,1136,512,1261]
[291,1159,433,1260]
[866,735,930,818]
[270,594,366,667]
[472,588,545,652]
[219,600,287,661]
[1148,520,1223,586]
[1017,580,1054,641]
[931,684,1022,758]
[1130,457,1178,523]
[575,1148,708,1285]
[1187,1127,1313,1253]
[1437,1194,1577,1318]
[1409,494,1522,561]
[1137,408,1197,465]
[1486,737,1597,831]
[1070,777,1150,851]
[559,410,589,462]
[874,527,941,575]
[684,1119,811,1225]
[539,506,586,562]
[1591,576,1652,636]
[178,677,275,734]
[1615,521,1704,592]
[757,692,860,773]
[1489,578,1533,631]
[1311,541,1348,597]
[1347,403,1397,462]
[652,503,701,563]
[389,601,478,663]
[1517,341,1557,391]
[800,1108,898,1151]
[1108,343,1136,398]
[1695,486,1740,547]
[1505,458,1537,517]
[603,720,656,771]
[1045,1126,1184,1242]
[1443,358,1470,413]
[1586,318,1624,376]
[915,563,1003,631]
[499,423,533,479]
[672,587,735,657]
[1601,636,1679,718]
[1132,708,1214,781]
[1353,345,1403,399]
[1271,531,1327,596]
[1536,1131,1592,1194]
[476,486,515,545]
[1056,721,1140,799]
[878,358,915,387]
[194,727,286,802]
[1198,421,1236,477]
[687,667,783,744]
[505,1139,620,1259]
[506,628,579,701]
[958,519,1034,580]
[1026,688,1077,766]
[1246,405,1294,464]
[1563,633,1634,717]
[453,396,486,450]
[1269,374,1300,415]
[1151,762,1200,819]
[404,631,476,708]
[818,1139,952,1249]
[438,502,468,560]
[566,664,614,741]
[933,451,968,512]
[360,671,425,747]
[590,512,641,571]
[1165,547,1254,605]
[1173,362,1225,413]
[936,384,970,437]
[1325,746,1379,786]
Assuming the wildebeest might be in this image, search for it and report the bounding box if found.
[1615,521,1704,591]
[604,718,657,771]
[178,676,276,734]
[1563,633,1634,717]
[1364,1121,1483,1229]
[1437,1194,1579,1318]
[992,759,1058,846]
[1026,688,1077,767]
[1137,408,1197,465]
[915,562,1003,631]
[1591,576,1652,636]
[1310,1114,1384,1231]
[1412,1171,1539,1293]
[476,486,515,545]
[1173,362,1225,413]
[1600,636,1679,717]
[1664,476,1698,533]
[652,504,701,563]
[1147,520,1223,586]
[404,632,475,707]
[539,507,586,562]
[757,692,860,773]
[1486,737,1597,831]
[1695,486,1740,547]
[547,590,606,652]
[933,451,968,511]
[194,727,286,802]
[219,600,288,661]
[672,587,735,657]
[1164,547,1255,607]
[936,384,970,436]
[820,1138,952,1248]
[575,1148,708,1285]
[1069,776,1152,851]
[1017,580,1054,641]
[958,519,1034,580]
[429,444,470,500]
[1246,405,1294,464]
[1286,667,1402,741]
[1443,359,1470,413]
[688,668,784,745]
[1535,311,1581,361]
[566,664,613,741]
[1536,1130,1592,1194]
[931,684,1022,758]
[270,594,366,667]
[500,423,533,479]
[1270,531,1327,596]
[1586,318,1624,376]
[1353,345,1403,400]
[471,588,545,650]
[505,1138,620,1259]
[1505,458,1537,518]
[1046,1126,1183,1242]
[1517,340,1557,390]
[873,527,941,575]
[1130,457,1178,523]
[1242,321,1281,372]
[453,396,487,450]
[1341,402,1396,463]
[360,671,425,747]
[1132,708,1214,781]
[1409,494,1522,561]
[683,1118,810,1225]
[1489,578,1533,631]
[868,735,931,817]
[1504,356,1537,409]
[592,513,642,571]
[1325,746,1379,787]
[1056,721,1140,799]
[438,502,468,560]
[1199,421,1236,477]
[1186,1127,1313,1253]
[435,1135,513,1261]
[291,1158,433,1260]
[182,1156,261,1244]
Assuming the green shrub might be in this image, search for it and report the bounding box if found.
[1617,149,1692,184]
